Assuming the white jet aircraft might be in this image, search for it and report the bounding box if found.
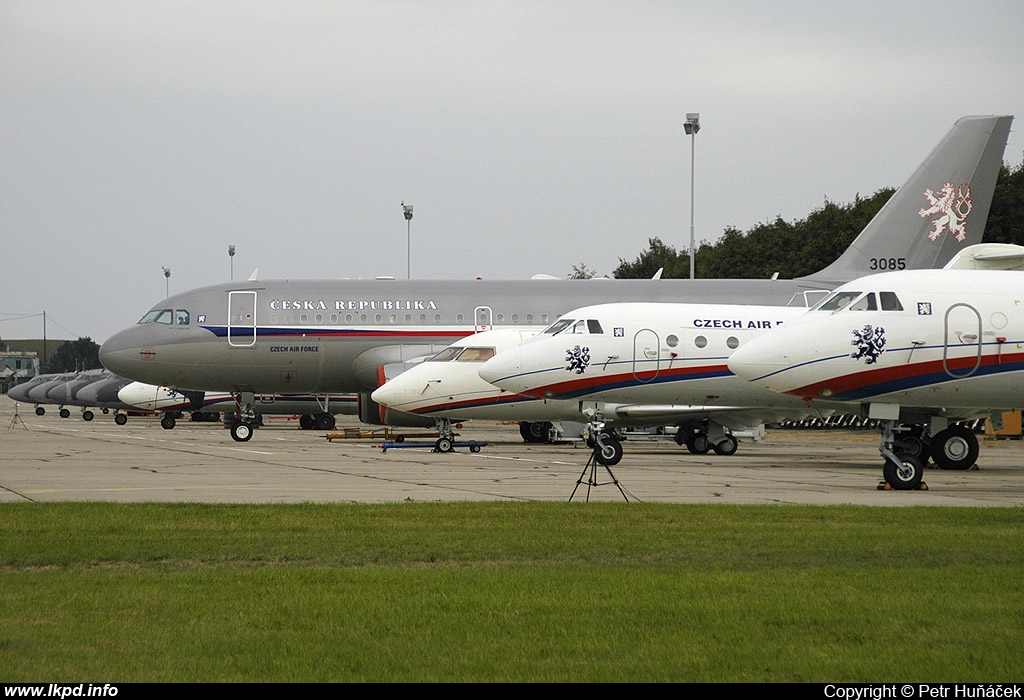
[727,244,1024,489]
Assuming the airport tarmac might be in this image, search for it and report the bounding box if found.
[3,398,1024,506]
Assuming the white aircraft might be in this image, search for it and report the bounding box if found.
[474,302,825,463]
[117,381,357,431]
[727,244,1024,489]
[98,115,1012,441]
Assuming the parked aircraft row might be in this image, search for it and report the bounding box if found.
[98,115,1014,451]
[6,370,356,429]
[7,369,137,422]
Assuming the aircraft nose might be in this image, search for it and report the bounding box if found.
[99,326,154,380]
[478,345,523,389]
[726,330,795,392]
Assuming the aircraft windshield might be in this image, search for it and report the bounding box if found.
[428,346,498,362]
[815,291,861,312]
[429,347,464,362]
[543,319,575,335]
[138,309,190,325]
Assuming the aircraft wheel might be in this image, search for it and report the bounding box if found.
[685,434,711,454]
[161,414,176,430]
[231,422,254,442]
[519,421,551,443]
[895,434,928,461]
[82,410,94,422]
[59,408,71,419]
[713,435,738,456]
[435,437,453,453]
[930,425,979,470]
[299,414,315,430]
[35,406,45,416]
[883,454,924,490]
[596,437,623,466]
[114,413,128,426]
[317,413,336,430]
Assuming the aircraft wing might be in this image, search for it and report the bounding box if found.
[608,404,832,432]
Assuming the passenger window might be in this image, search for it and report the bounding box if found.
[880,292,904,311]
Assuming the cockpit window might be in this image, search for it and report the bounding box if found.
[850,293,877,311]
[175,309,190,325]
[815,291,861,312]
[429,347,464,362]
[587,320,603,334]
[138,309,175,325]
[880,292,904,311]
[544,319,574,335]
[455,347,495,362]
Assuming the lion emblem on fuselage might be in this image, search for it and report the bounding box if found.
[851,325,886,365]
[919,182,972,242]
[565,345,591,374]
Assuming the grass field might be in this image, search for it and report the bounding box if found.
[1,501,1022,682]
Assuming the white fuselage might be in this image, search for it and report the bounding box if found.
[727,269,1024,417]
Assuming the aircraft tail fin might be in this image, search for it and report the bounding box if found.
[801,115,1012,286]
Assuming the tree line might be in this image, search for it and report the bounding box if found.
[606,160,1024,280]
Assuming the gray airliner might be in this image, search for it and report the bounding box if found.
[100,115,1012,441]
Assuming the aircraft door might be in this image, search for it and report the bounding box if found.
[228,291,257,347]
[475,306,493,333]
[943,303,982,378]
[633,329,660,382]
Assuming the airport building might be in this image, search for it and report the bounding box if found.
[1,351,40,394]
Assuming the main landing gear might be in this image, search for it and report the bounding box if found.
[881,420,981,490]
[674,422,739,456]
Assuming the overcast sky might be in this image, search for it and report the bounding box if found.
[2,1,1023,344]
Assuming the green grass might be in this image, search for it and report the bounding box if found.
[1,502,1021,682]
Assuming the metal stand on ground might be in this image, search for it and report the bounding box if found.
[570,443,629,502]
[8,403,28,431]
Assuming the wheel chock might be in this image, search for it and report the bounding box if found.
[878,480,929,491]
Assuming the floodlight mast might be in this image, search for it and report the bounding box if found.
[162,267,171,297]
[402,202,414,279]
[683,113,700,280]
[228,245,236,281]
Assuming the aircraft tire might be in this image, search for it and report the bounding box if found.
[685,434,711,454]
[519,421,551,443]
[895,434,928,461]
[82,410,94,422]
[299,414,315,430]
[930,425,979,470]
[883,454,924,490]
[161,414,176,430]
[435,437,453,453]
[114,413,128,426]
[59,408,70,419]
[231,422,253,442]
[596,437,623,466]
[713,435,738,456]
[35,406,45,416]
[317,413,336,430]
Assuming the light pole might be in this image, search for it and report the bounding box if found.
[162,267,171,297]
[684,112,700,279]
[402,202,413,279]
[228,245,235,281]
